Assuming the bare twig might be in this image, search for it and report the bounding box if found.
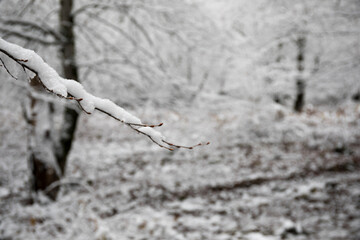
[0,26,58,45]
[0,57,17,79]
[0,18,64,41]
[72,2,171,17]
[163,140,210,150]
[88,13,154,59]
[128,15,153,46]
[72,3,130,16]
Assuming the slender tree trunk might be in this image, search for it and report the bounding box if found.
[294,36,306,112]
[294,78,305,112]
[55,0,79,175]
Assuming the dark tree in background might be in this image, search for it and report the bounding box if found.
[55,0,79,176]
[294,35,306,112]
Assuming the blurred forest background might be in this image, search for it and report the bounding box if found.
[0,0,359,239]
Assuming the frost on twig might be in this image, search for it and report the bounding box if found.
[0,37,209,150]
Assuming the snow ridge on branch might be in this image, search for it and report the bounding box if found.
[0,38,209,150]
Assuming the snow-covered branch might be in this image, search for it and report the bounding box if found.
[0,37,209,150]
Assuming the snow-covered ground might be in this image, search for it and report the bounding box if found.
[1,95,359,240]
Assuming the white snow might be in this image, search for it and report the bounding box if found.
[94,98,141,124]
[138,127,164,144]
[0,38,68,97]
[245,232,278,240]
[0,187,10,198]
[0,37,146,128]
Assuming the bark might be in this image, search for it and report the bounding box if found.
[29,153,60,201]
[54,0,79,175]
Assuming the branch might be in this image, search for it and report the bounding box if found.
[0,26,58,45]
[0,18,64,42]
[0,37,209,151]
[72,3,130,16]
[128,15,153,46]
[72,2,172,17]
[87,13,154,59]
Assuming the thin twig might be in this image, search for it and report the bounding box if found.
[0,57,17,79]
[128,124,174,151]
[163,140,210,150]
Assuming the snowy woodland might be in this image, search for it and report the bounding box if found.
[0,0,359,239]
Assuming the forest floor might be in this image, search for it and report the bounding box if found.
[0,97,359,240]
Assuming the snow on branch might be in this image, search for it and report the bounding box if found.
[0,37,209,150]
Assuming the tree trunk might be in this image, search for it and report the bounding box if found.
[293,36,306,112]
[294,78,305,112]
[27,0,79,200]
[29,153,60,201]
[54,0,79,175]
[25,88,60,201]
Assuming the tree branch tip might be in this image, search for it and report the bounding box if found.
[161,140,209,150]
[16,58,28,62]
[149,122,163,128]
[80,107,92,115]
[196,142,210,146]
